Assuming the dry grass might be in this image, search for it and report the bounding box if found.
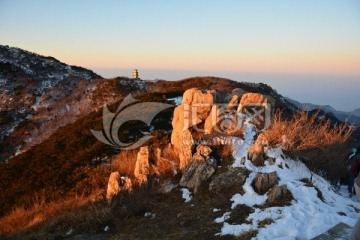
[110,149,138,177]
[263,110,355,151]
[0,194,99,237]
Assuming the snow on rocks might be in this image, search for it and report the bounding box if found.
[219,153,360,239]
[216,123,360,239]
[181,188,192,203]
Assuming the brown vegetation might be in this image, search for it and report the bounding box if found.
[264,110,355,151]
[0,194,99,237]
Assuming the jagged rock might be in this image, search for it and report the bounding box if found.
[238,93,275,112]
[106,172,122,204]
[201,134,237,147]
[267,184,292,204]
[248,134,268,166]
[204,105,243,136]
[179,158,217,194]
[192,144,212,160]
[209,168,250,192]
[237,93,275,130]
[204,105,221,134]
[181,88,215,124]
[171,88,215,170]
[171,105,194,170]
[159,180,178,193]
[179,145,217,193]
[134,146,150,184]
[226,95,240,110]
[253,171,278,194]
[231,88,247,99]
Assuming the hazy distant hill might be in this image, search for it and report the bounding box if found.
[286,97,360,126]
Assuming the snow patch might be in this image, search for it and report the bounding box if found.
[167,96,183,106]
[217,122,360,239]
[181,188,192,203]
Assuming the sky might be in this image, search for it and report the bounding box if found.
[0,0,359,111]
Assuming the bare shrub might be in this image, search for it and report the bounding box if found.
[263,110,355,151]
[110,149,138,177]
[153,144,179,176]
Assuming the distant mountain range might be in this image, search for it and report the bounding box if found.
[286,97,360,126]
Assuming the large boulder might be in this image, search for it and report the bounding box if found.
[209,168,249,192]
[253,171,278,194]
[179,145,217,193]
[171,88,215,170]
[267,184,293,205]
[181,88,215,124]
[248,133,268,166]
[134,146,151,184]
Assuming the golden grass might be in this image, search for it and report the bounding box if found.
[263,110,355,151]
[0,193,98,236]
[110,149,138,177]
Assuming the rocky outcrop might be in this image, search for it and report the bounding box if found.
[171,88,215,170]
[204,106,243,136]
[209,168,249,192]
[238,93,275,112]
[106,172,132,204]
[106,172,121,204]
[267,184,292,204]
[237,93,275,130]
[159,180,178,193]
[192,144,212,160]
[179,145,217,193]
[134,146,151,184]
[204,105,221,134]
[181,88,215,124]
[253,172,278,194]
[226,95,240,111]
[248,134,268,166]
[225,88,246,110]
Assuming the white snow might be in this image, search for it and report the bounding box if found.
[167,96,183,106]
[216,123,360,239]
[181,188,192,203]
[215,212,231,223]
[66,229,73,235]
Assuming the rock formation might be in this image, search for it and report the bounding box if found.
[209,168,249,192]
[267,184,292,204]
[253,171,278,194]
[134,146,151,184]
[237,93,275,130]
[106,172,121,204]
[179,145,217,193]
[248,133,269,166]
[171,88,215,170]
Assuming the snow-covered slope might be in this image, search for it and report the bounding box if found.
[215,123,360,239]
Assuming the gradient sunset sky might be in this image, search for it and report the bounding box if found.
[0,0,359,111]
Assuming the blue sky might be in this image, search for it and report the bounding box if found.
[0,0,359,111]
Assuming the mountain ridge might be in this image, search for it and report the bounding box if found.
[286,97,360,126]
